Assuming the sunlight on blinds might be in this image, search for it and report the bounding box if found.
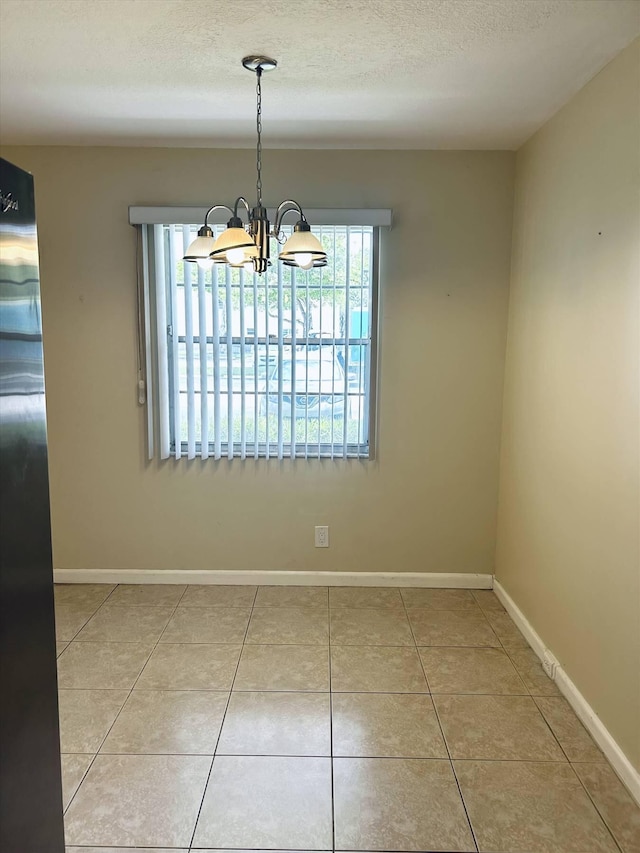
[148,223,376,460]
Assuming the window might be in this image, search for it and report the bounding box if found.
[137,211,387,461]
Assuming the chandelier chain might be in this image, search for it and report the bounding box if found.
[183,57,327,273]
[256,67,263,207]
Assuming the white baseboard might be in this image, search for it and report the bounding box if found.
[54,568,493,589]
[494,579,640,806]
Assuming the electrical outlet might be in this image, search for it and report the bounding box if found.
[315,525,329,548]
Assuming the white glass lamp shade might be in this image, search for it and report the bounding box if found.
[210,227,257,261]
[184,233,217,263]
[279,228,327,267]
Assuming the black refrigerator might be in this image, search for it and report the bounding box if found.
[0,158,65,851]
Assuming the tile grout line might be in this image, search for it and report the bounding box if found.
[70,751,610,763]
[567,767,626,853]
[474,594,584,766]
[57,582,127,816]
[477,602,532,696]
[328,587,336,853]
[62,640,532,648]
[526,687,626,853]
[531,699,578,763]
[501,645,556,696]
[473,594,532,695]
[61,582,188,821]
[475,592,572,757]
[472,594,625,853]
[55,581,119,645]
[186,584,259,852]
[401,588,480,853]
[485,604,530,655]
[60,584,627,853]
[431,702,481,853]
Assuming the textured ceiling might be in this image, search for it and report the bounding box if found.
[0,0,638,149]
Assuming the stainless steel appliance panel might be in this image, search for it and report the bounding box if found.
[0,158,65,852]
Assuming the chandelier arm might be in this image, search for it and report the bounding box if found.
[233,196,252,221]
[272,200,306,234]
[203,204,234,227]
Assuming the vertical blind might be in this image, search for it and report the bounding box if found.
[141,221,380,461]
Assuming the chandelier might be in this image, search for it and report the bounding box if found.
[184,56,327,274]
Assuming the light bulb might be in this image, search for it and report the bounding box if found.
[243,260,255,273]
[226,247,246,265]
[196,258,214,270]
[296,252,313,269]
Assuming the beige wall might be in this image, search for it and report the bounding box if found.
[1,146,515,575]
[496,40,640,769]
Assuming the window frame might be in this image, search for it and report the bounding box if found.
[137,214,385,462]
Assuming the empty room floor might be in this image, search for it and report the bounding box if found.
[55,583,639,852]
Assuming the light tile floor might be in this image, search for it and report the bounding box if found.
[55,583,640,852]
